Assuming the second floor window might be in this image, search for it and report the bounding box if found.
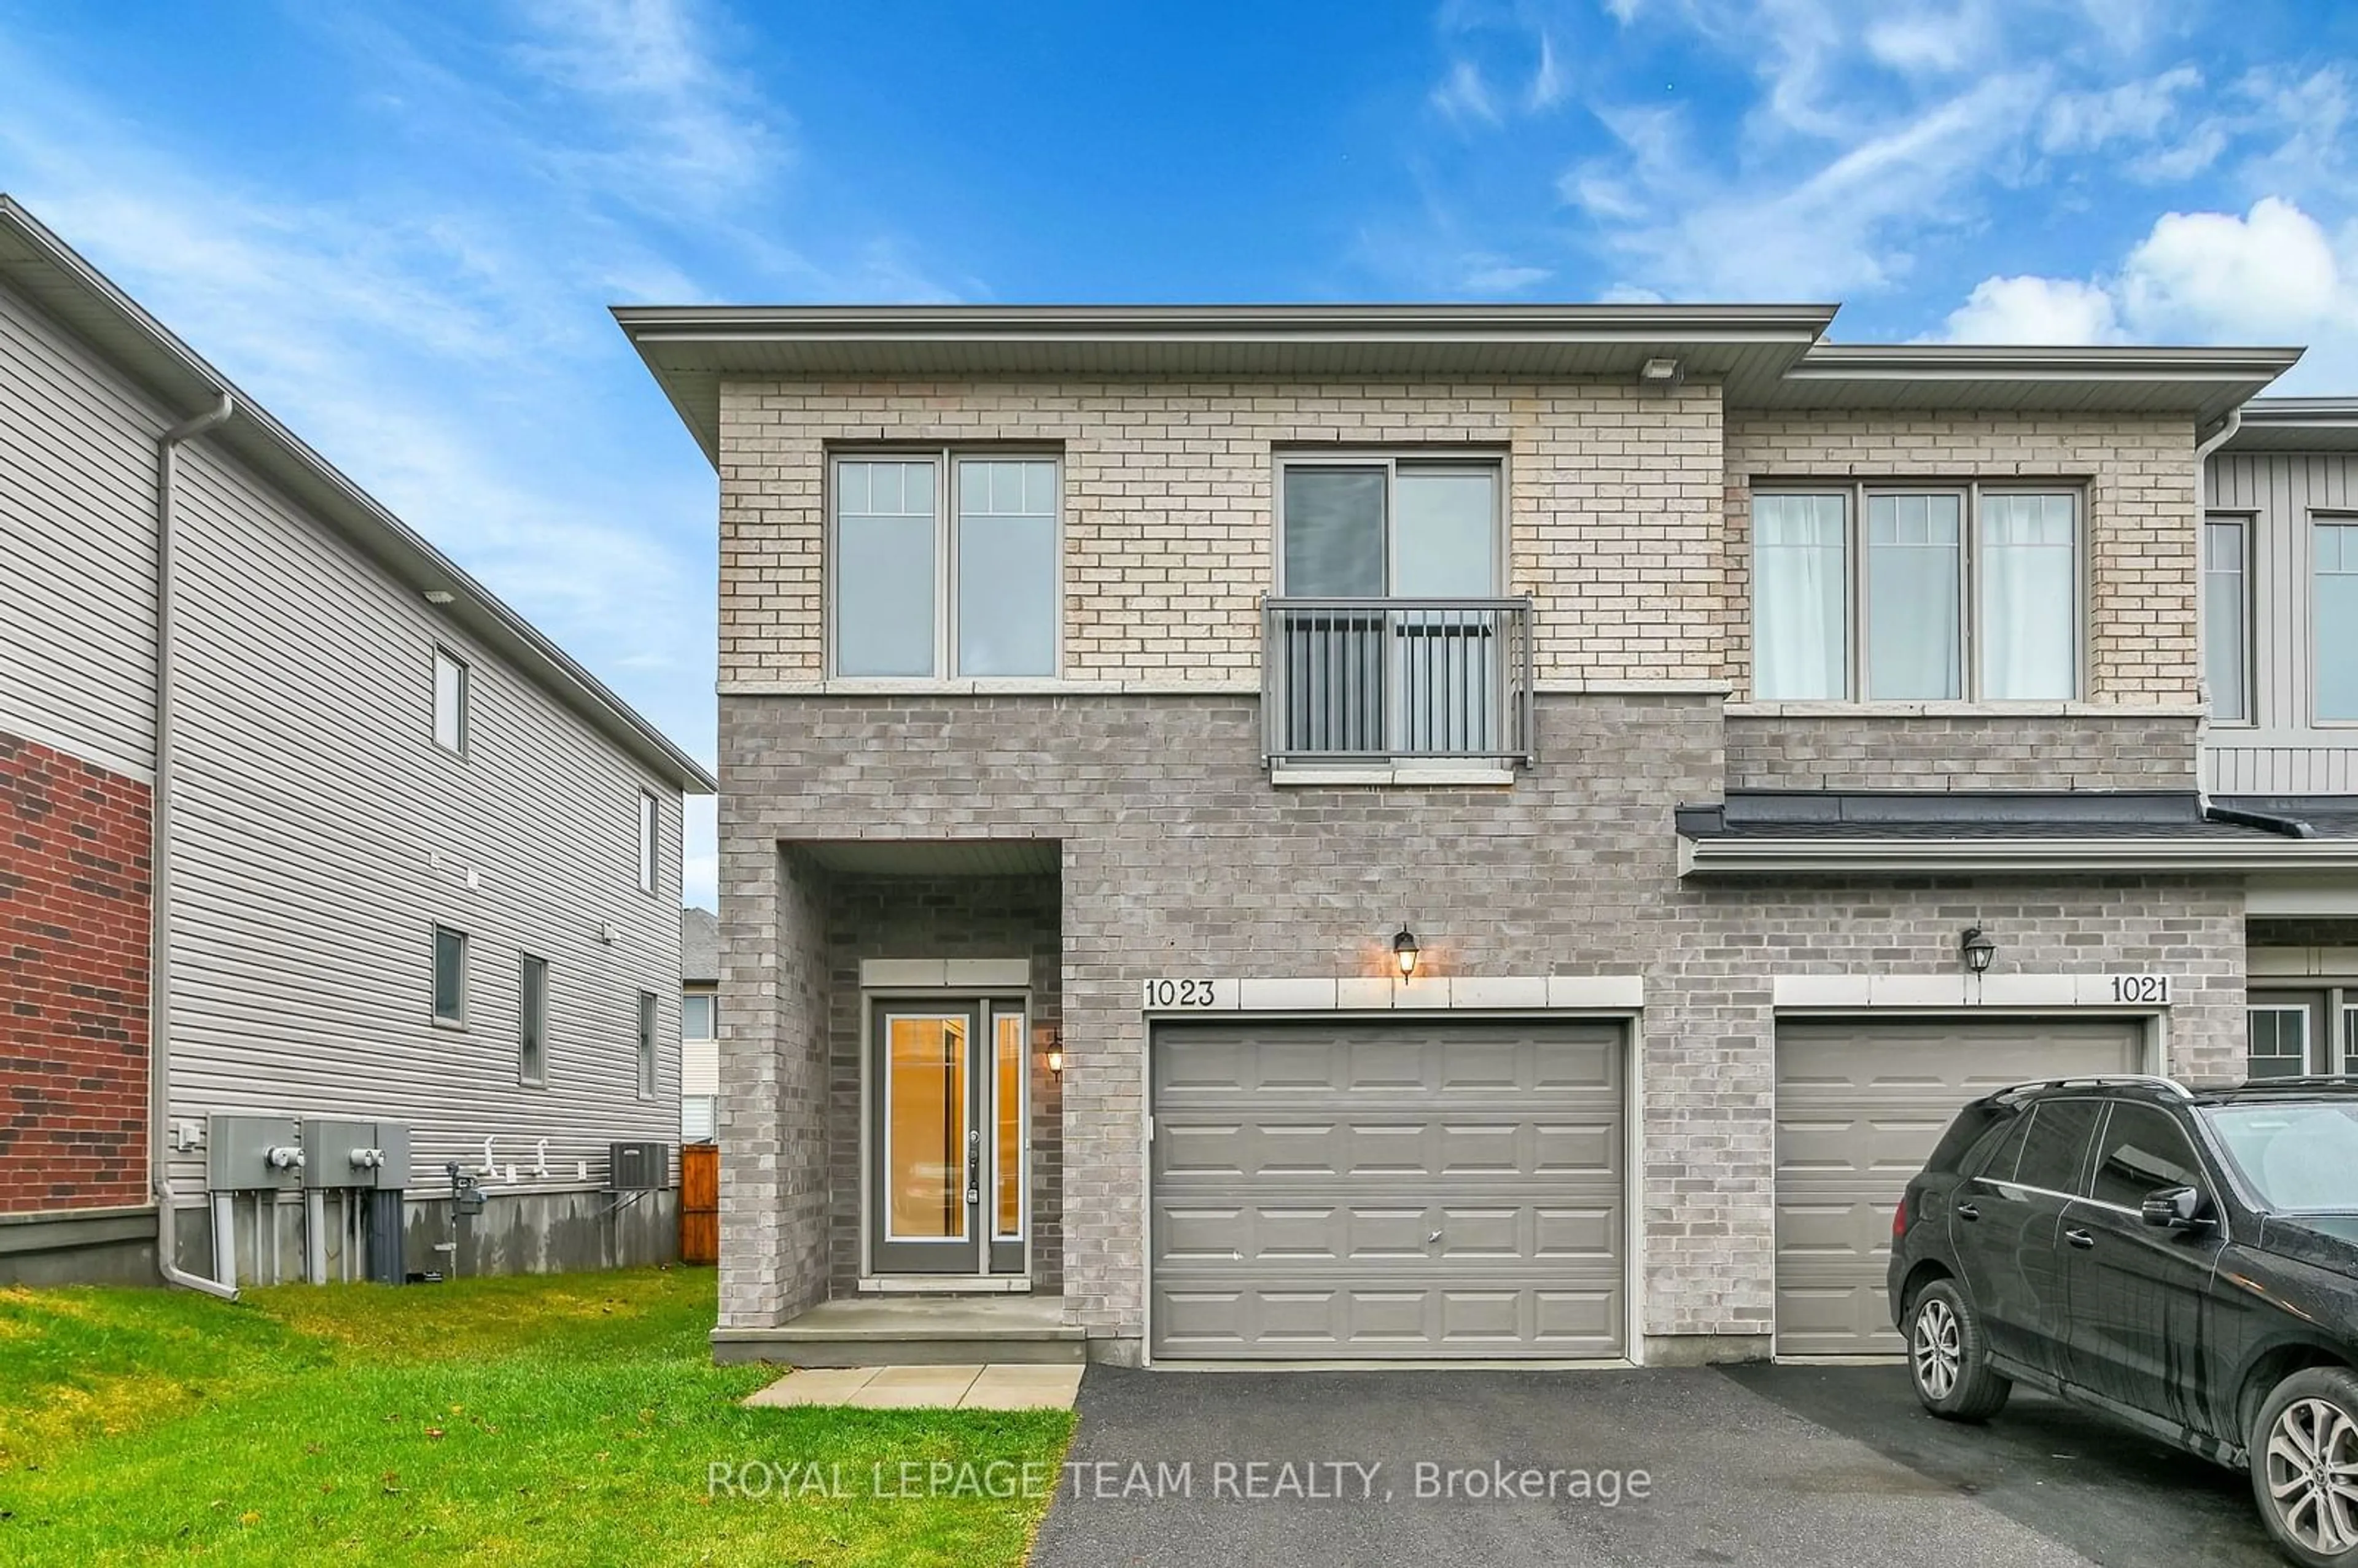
[432,649,469,752]
[2205,516,2251,724]
[431,925,468,1025]
[681,992,715,1040]
[833,454,1059,678]
[1752,487,2081,703]
[1278,458,1500,597]
[637,791,659,893]
[2316,521,2358,721]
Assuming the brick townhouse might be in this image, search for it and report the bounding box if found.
[618,303,2358,1368]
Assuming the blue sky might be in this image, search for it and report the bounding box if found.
[5,1,2357,907]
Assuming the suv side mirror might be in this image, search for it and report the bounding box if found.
[2141,1185,2211,1232]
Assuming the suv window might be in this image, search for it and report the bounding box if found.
[2088,1103,2207,1209]
[1960,1106,2030,1179]
[2010,1099,2105,1193]
[1926,1100,2014,1173]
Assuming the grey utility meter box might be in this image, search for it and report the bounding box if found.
[300,1119,410,1190]
[207,1114,305,1193]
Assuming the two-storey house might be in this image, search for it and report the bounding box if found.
[1,199,715,1289]
[621,301,2348,1369]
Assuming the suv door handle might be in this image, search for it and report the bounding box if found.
[1954,1203,1981,1222]
[2065,1228,2096,1251]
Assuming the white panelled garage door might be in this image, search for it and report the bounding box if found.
[1773,1017,2146,1357]
[1150,1018,1627,1360]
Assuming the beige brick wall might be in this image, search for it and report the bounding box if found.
[717,378,1726,688]
[1723,411,2201,701]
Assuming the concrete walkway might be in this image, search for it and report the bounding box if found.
[744,1362,1083,1410]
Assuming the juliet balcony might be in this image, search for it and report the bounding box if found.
[1259,596,1535,769]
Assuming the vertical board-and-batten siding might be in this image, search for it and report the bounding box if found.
[0,273,686,1203]
[0,279,163,774]
[2205,451,2358,793]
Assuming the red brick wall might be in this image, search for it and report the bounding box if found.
[0,731,151,1213]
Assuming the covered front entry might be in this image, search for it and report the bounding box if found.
[1772,1016,2147,1358]
[1149,1017,1627,1360]
[869,998,1029,1276]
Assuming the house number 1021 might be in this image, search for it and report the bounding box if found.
[1144,979,1218,1009]
[2106,974,2171,1004]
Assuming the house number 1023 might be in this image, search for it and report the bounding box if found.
[1144,979,1218,1009]
[2106,974,2171,1004]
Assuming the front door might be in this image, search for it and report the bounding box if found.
[870,1000,1027,1276]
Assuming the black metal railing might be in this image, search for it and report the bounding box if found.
[1261,597,1534,766]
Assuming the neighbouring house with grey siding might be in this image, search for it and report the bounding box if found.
[681,906,719,1141]
[0,197,714,1289]
[621,299,2358,1373]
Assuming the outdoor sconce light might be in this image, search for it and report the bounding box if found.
[1045,1034,1064,1077]
[1393,926,1421,979]
[1961,926,1997,976]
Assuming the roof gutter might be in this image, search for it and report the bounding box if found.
[152,390,239,1302]
[1678,835,2358,877]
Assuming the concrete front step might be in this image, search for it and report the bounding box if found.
[712,1294,1088,1367]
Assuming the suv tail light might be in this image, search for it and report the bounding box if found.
[1892,1195,1909,1239]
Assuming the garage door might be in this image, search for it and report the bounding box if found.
[1150,1018,1625,1360]
[1773,1017,2145,1357]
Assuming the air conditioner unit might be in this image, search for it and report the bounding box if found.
[608,1141,670,1192]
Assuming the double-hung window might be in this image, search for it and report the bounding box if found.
[2205,515,2251,724]
[681,992,715,1041]
[2248,1004,2313,1079]
[2315,520,2358,721]
[1752,486,2082,702]
[832,453,1059,678]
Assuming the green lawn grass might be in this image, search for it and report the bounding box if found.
[0,1268,1074,1566]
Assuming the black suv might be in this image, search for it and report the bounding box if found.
[1889,1075,2358,1566]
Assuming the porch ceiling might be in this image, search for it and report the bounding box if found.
[795,839,1060,876]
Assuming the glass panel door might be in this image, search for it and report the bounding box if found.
[1392,467,1500,754]
[869,999,1029,1276]
[989,1005,1027,1275]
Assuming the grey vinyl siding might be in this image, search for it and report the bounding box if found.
[2205,451,2358,791]
[153,432,683,1200]
[0,279,163,772]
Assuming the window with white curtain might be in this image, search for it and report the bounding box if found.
[833,452,1059,678]
[1749,486,2080,701]
[2316,521,2358,721]
[2204,516,2250,724]
[1753,494,1847,701]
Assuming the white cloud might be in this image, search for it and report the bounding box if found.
[1528,32,1565,111]
[1940,198,2358,388]
[2040,64,2203,153]
[1431,58,1502,125]
[1937,274,2123,343]
[2120,197,2354,340]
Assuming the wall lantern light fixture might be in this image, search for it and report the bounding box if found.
[1961,926,1997,976]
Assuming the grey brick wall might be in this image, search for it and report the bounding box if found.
[823,873,1063,1294]
[718,692,2247,1345]
[1724,713,2204,791]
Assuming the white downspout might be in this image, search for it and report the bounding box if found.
[2191,406,2244,809]
[152,391,239,1301]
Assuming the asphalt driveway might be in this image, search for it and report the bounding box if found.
[1029,1362,2279,1567]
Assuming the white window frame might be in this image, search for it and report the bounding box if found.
[681,992,715,1041]
[2342,1001,2358,1076]
[430,924,469,1027]
[637,791,660,894]
[2311,515,2358,726]
[432,648,469,754]
[1749,481,2088,703]
[827,449,1064,680]
[2203,513,2254,727]
[518,952,551,1087]
[1271,452,1508,597]
[2246,1001,2314,1080]
[636,990,660,1099]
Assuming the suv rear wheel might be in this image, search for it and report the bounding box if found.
[1906,1278,2010,1422]
[2252,1367,2358,1567]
